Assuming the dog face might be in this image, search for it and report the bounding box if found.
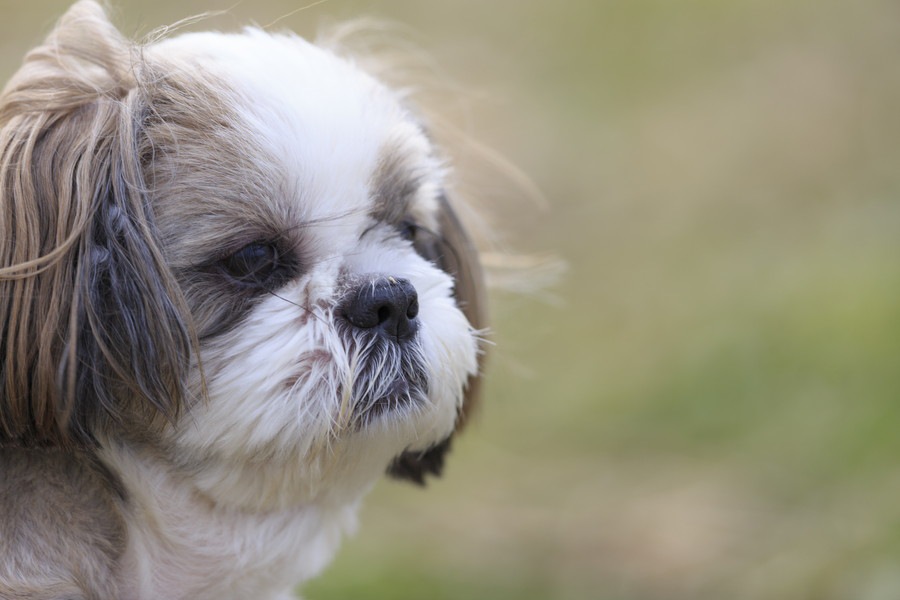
[0,1,485,508]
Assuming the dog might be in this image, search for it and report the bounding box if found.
[0,2,487,598]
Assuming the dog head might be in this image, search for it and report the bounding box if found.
[0,1,486,507]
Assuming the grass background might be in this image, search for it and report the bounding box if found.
[3,1,900,598]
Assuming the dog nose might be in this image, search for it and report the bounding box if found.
[343,277,419,342]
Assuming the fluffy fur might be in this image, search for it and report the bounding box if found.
[0,3,487,599]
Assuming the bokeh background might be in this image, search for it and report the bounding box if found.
[3,1,900,598]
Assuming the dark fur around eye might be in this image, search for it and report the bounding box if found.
[179,239,304,341]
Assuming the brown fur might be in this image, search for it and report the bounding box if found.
[1,2,488,596]
[0,447,126,599]
[437,192,487,426]
[0,1,191,446]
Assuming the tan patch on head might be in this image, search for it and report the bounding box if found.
[137,62,286,270]
[129,47,325,344]
[369,130,442,232]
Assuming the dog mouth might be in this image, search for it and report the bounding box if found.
[351,359,429,427]
[360,378,419,419]
[336,322,430,428]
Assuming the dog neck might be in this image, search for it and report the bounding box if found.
[98,440,360,600]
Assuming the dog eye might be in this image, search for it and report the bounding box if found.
[219,243,281,284]
[399,220,442,264]
[399,220,419,242]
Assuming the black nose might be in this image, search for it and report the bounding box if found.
[343,277,420,342]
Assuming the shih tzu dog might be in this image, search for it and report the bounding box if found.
[0,2,487,598]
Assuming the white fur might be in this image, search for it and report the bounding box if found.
[99,29,478,599]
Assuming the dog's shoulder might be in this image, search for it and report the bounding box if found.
[0,446,127,599]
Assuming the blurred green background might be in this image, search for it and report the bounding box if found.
[4,1,900,598]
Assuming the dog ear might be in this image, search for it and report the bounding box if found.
[432,193,488,428]
[387,193,487,484]
[0,1,191,446]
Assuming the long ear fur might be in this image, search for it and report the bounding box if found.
[435,193,488,427]
[388,193,487,484]
[0,1,191,445]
